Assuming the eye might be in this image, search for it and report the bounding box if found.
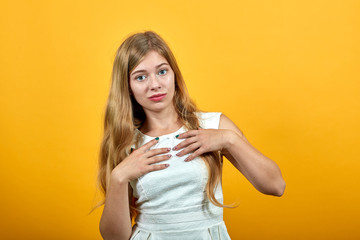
[135,75,146,81]
[158,69,167,75]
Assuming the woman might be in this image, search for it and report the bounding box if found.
[97,31,286,240]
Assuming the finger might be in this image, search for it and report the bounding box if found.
[145,147,171,158]
[176,130,198,139]
[185,148,203,162]
[148,163,170,172]
[138,138,159,153]
[176,142,201,157]
[147,154,172,164]
[173,136,197,150]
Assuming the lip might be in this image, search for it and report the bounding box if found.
[149,93,166,101]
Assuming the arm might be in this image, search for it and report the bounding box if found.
[99,174,132,240]
[99,139,171,240]
[219,114,286,196]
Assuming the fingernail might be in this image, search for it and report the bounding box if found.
[167,148,171,151]
[155,137,159,140]
[165,164,169,167]
[175,134,179,138]
[184,157,190,162]
[172,146,177,150]
[168,154,172,158]
[176,152,181,156]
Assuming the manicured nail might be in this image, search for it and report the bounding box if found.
[184,157,190,162]
[165,164,169,167]
[166,148,171,151]
[175,134,179,138]
[155,137,159,140]
[176,152,180,156]
[172,146,177,150]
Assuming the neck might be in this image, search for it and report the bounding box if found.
[140,106,182,135]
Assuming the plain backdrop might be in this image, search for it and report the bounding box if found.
[1,0,359,239]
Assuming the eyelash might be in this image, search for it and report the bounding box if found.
[135,69,168,81]
[159,69,167,75]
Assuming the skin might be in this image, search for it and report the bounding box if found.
[111,50,180,184]
[100,50,177,240]
[174,116,286,196]
[100,48,286,240]
[126,49,286,196]
[129,50,182,136]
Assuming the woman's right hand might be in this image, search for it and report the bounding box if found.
[111,138,172,182]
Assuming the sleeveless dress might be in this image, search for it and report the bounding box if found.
[129,112,231,240]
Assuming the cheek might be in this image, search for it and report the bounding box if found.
[164,72,175,87]
[129,82,143,101]
[131,90,145,106]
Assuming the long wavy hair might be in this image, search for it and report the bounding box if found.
[90,31,236,220]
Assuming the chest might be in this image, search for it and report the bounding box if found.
[130,136,209,202]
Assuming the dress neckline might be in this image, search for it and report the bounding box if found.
[136,125,185,138]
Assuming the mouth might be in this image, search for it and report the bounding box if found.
[149,93,166,101]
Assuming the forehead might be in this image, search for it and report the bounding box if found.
[131,50,169,71]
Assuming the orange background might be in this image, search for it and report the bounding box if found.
[1,0,359,239]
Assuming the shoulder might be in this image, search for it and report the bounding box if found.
[195,111,222,129]
[195,111,247,140]
[195,111,222,119]
[218,113,247,141]
[218,113,233,129]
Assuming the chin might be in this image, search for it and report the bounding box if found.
[149,102,173,111]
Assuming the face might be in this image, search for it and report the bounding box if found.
[129,50,176,113]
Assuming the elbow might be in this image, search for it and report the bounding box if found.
[100,233,130,240]
[273,179,286,197]
[268,168,286,197]
[99,223,112,240]
[99,222,131,240]
[260,178,286,197]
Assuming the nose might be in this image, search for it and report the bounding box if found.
[148,73,161,90]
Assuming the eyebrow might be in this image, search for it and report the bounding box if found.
[130,63,169,76]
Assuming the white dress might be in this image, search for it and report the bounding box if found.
[129,112,231,240]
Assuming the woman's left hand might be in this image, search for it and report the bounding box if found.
[172,128,231,161]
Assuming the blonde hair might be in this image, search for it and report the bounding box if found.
[90,31,236,219]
